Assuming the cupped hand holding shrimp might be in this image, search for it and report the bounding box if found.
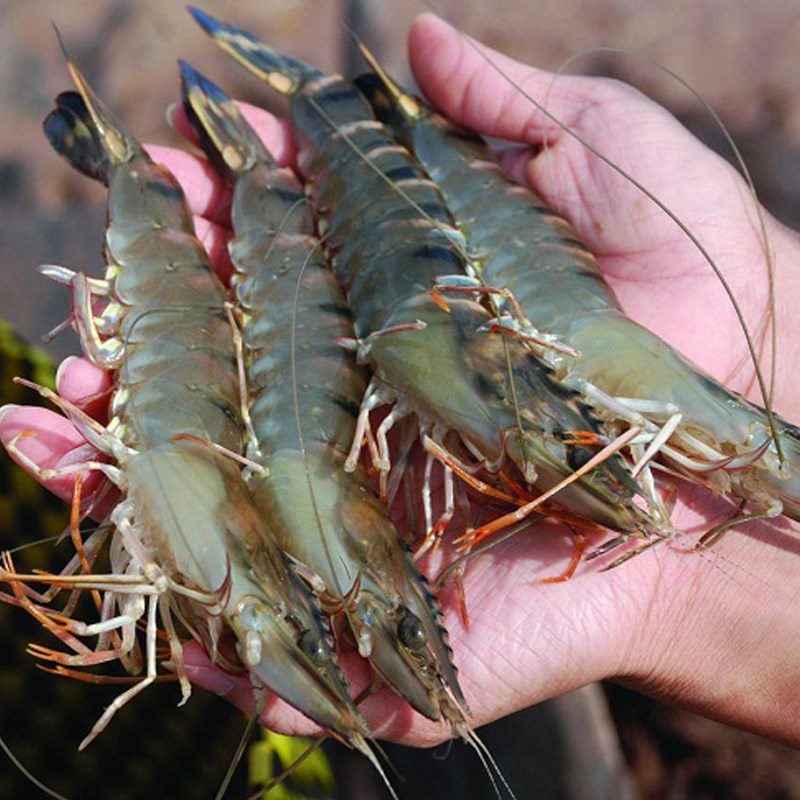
[4,12,800,748]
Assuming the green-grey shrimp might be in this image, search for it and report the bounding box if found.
[179,60,469,730]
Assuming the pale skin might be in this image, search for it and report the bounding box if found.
[4,13,800,748]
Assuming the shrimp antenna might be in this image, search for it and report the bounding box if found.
[417,0,784,464]
[549,45,777,406]
[457,725,516,800]
[4,534,63,556]
[460,724,519,800]
[356,737,401,800]
[243,736,328,800]
[213,709,259,800]
[0,731,73,800]
[245,683,394,800]
[368,736,406,785]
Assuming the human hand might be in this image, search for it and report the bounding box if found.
[4,12,800,751]
[403,13,800,745]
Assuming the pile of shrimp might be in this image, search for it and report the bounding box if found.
[0,6,797,799]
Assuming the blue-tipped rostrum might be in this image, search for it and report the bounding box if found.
[187,6,322,93]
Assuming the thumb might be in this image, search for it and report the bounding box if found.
[408,13,610,145]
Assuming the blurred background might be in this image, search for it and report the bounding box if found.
[1,1,799,798]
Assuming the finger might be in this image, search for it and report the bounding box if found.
[169,100,298,169]
[409,13,632,145]
[145,144,232,227]
[193,216,234,284]
[55,356,112,421]
[497,145,537,187]
[0,405,105,505]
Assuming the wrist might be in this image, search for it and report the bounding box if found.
[611,510,800,746]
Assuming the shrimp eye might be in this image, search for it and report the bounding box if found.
[297,630,327,666]
[397,613,427,650]
[567,445,596,471]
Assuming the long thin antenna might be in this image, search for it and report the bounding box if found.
[358,738,400,800]
[214,712,258,800]
[0,732,73,800]
[243,737,327,800]
[546,45,778,411]
[467,728,519,800]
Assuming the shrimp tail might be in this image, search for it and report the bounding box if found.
[179,60,269,179]
[43,28,135,180]
[43,92,112,184]
[354,42,423,124]
[187,6,322,94]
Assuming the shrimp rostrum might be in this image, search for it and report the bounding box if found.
[0,46,372,754]
[189,7,665,561]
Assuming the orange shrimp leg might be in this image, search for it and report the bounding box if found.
[70,473,105,619]
[456,426,642,550]
[560,430,607,447]
[1,553,95,657]
[39,664,177,686]
[422,435,521,506]
[537,529,587,584]
[2,555,143,672]
[428,279,519,316]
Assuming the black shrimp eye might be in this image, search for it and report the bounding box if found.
[567,445,596,472]
[297,630,327,666]
[397,613,427,650]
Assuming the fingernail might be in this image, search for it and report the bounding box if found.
[0,404,20,428]
[55,356,81,393]
[165,102,180,131]
[186,665,236,696]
